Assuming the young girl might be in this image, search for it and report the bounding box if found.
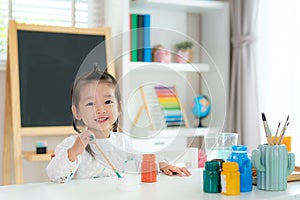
[46,69,190,183]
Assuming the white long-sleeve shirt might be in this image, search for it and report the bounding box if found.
[46,132,146,183]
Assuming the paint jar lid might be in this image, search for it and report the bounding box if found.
[222,162,238,171]
[205,161,220,171]
[211,159,225,168]
[232,145,248,153]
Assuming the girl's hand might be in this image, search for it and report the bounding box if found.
[78,130,96,147]
[160,164,191,176]
[68,130,95,162]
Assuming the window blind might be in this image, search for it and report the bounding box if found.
[88,0,104,27]
[0,0,8,61]
[0,0,104,63]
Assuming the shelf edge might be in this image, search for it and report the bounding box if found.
[128,62,210,72]
[131,0,228,13]
[22,150,54,161]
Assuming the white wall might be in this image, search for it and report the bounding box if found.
[0,71,5,183]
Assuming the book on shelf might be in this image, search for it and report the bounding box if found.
[130,14,138,61]
[143,14,152,62]
[137,14,144,61]
[130,13,152,62]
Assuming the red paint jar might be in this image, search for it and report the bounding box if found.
[141,154,157,183]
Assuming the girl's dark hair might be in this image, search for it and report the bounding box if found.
[71,68,121,158]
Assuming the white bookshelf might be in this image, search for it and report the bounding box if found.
[131,0,227,12]
[106,0,229,148]
[128,62,210,72]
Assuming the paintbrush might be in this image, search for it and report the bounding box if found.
[277,115,289,145]
[93,142,122,178]
[78,134,122,178]
[273,122,281,144]
[261,113,273,145]
[278,122,289,145]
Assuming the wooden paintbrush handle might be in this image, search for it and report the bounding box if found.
[93,142,117,171]
[267,136,274,145]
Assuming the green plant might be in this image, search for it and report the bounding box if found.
[175,41,193,50]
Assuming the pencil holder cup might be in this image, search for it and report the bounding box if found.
[252,144,295,191]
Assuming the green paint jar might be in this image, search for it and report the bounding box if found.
[203,161,221,193]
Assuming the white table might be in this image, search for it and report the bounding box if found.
[1,169,300,200]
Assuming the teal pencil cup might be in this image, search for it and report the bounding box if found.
[252,144,295,191]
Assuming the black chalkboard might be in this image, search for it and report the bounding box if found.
[17,30,108,127]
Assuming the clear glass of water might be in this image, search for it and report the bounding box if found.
[204,133,239,161]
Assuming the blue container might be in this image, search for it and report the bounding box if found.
[227,145,252,192]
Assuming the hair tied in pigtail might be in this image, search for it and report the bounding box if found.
[93,63,100,72]
[92,63,106,79]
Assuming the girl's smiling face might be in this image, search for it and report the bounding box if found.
[72,81,119,138]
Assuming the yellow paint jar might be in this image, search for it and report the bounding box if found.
[221,162,240,195]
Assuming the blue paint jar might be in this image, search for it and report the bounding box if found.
[227,145,252,192]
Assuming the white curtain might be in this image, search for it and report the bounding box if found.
[227,0,261,151]
[257,0,300,164]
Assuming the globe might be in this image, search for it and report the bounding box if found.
[192,95,211,127]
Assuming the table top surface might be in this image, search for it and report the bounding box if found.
[1,169,300,200]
